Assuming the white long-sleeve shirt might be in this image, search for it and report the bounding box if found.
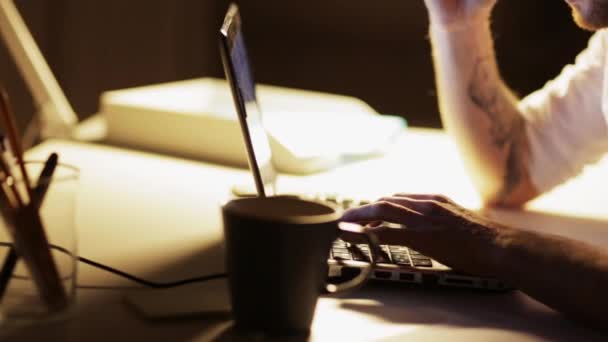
[520,29,608,193]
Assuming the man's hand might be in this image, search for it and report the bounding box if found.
[341,194,501,277]
[423,0,497,29]
[343,194,608,324]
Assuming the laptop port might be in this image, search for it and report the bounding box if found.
[374,271,392,279]
[399,273,415,281]
[444,277,474,286]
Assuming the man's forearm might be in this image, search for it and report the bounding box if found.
[429,18,537,205]
[488,225,608,324]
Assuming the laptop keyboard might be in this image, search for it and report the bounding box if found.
[312,194,434,268]
[329,239,433,267]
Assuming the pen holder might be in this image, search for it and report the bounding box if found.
[0,161,79,325]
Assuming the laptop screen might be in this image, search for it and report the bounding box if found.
[220,4,277,196]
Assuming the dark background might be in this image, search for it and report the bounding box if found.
[0,0,592,131]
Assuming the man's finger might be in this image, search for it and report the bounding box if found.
[339,223,417,246]
[392,193,453,204]
[377,196,447,216]
[341,201,421,223]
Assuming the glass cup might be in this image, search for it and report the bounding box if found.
[0,161,79,325]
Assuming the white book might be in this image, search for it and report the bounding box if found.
[100,78,406,174]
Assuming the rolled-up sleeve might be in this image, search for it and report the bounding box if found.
[519,30,608,193]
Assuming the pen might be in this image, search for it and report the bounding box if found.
[0,152,59,301]
[31,152,58,208]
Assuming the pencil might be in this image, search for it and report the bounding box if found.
[0,135,24,207]
[0,176,18,300]
[0,87,33,202]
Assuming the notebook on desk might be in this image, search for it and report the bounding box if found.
[219,3,509,290]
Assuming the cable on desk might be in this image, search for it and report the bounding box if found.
[0,242,227,289]
[77,255,227,288]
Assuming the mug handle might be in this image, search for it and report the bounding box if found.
[324,222,381,294]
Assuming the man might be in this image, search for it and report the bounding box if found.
[342,0,608,324]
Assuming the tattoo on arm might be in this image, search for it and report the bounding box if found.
[468,57,528,202]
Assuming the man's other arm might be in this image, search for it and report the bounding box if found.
[426,1,537,206]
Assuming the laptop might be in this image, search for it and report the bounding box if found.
[219,3,509,290]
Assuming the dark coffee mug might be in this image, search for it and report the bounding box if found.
[222,196,379,336]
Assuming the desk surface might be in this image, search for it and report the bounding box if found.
[4,128,607,341]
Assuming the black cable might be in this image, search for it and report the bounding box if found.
[77,255,227,288]
[0,242,227,289]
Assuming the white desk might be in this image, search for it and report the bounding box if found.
[3,128,607,341]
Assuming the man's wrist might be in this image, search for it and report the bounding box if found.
[428,10,491,33]
[484,222,517,278]
[428,11,494,59]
